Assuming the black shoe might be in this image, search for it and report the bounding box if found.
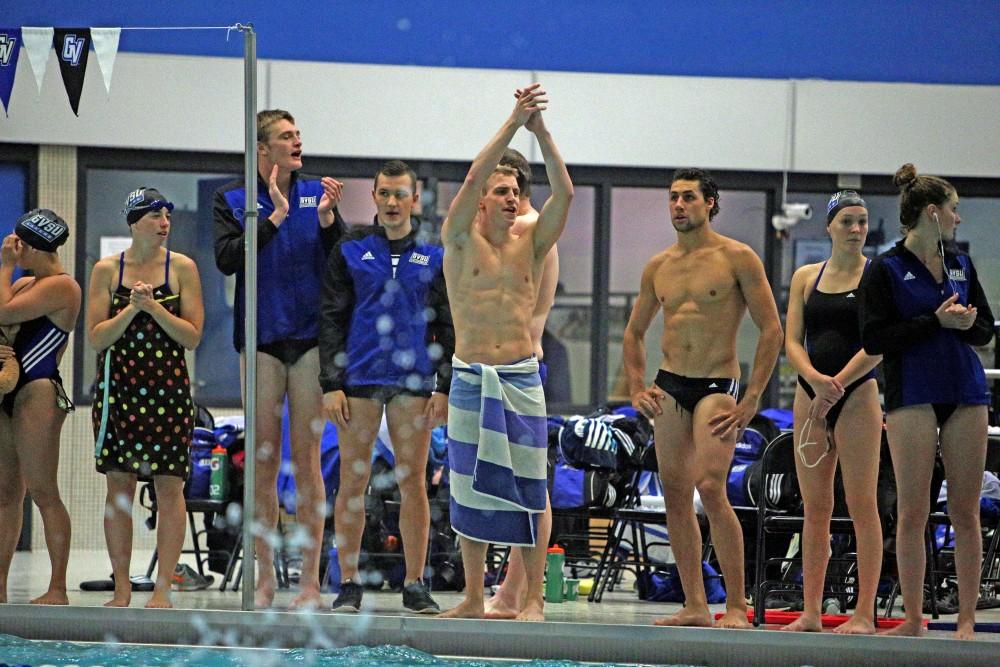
[331,581,364,612]
[402,580,440,614]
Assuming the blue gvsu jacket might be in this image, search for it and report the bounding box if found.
[214,172,345,351]
[859,239,994,411]
[318,219,454,394]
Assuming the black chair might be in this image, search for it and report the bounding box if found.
[590,439,761,604]
[752,431,866,626]
[141,484,294,592]
[588,444,666,602]
[140,484,241,588]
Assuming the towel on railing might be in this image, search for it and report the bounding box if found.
[447,355,548,546]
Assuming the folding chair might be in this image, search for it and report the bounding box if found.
[588,444,664,602]
[141,485,239,586]
[752,432,863,625]
[918,435,1000,618]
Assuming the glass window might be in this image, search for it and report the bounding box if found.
[607,187,768,402]
[953,196,1000,317]
[780,193,900,288]
[535,184,595,408]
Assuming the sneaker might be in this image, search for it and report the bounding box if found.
[402,580,440,614]
[331,581,364,612]
[172,563,214,591]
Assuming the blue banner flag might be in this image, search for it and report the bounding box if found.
[0,28,21,116]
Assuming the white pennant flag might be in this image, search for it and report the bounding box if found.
[21,26,54,94]
[91,28,120,96]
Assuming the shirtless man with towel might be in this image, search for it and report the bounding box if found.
[438,84,572,621]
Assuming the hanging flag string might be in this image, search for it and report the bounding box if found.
[6,24,252,116]
[95,25,244,31]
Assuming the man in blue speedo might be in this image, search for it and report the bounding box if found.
[319,160,454,613]
[214,109,346,610]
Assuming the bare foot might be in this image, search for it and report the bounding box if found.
[29,589,69,605]
[833,615,876,635]
[288,587,323,611]
[103,594,131,608]
[439,598,485,619]
[882,620,927,637]
[781,615,823,632]
[955,618,975,640]
[145,590,173,609]
[484,594,521,620]
[714,608,751,629]
[514,600,544,622]
[254,578,276,610]
[653,607,713,627]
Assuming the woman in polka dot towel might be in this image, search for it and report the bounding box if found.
[86,187,204,609]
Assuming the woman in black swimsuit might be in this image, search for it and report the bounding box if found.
[781,191,883,634]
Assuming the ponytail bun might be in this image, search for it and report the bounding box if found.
[893,163,918,190]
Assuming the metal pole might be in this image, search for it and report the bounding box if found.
[241,23,257,612]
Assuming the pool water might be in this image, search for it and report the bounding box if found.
[0,634,682,667]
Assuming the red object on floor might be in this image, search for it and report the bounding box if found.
[715,610,928,629]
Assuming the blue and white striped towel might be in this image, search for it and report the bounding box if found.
[447,355,548,546]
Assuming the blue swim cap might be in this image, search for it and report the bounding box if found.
[826,190,866,224]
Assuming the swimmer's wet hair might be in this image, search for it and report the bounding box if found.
[257,109,295,143]
[500,149,531,198]
[671,168,720,220]
[482,165,521,196]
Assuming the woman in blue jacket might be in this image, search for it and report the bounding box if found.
[860,163,994,640]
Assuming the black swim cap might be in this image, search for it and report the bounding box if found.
[14,209,69,252]
[826,190,867,224]
[123,187,174,225]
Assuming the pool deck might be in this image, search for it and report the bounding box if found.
[2,550,999,666]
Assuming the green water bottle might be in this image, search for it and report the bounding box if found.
[544,545,565,603]
[209,444,229,501]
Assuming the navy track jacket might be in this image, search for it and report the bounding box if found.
[859,240,994,411]
[214,172,345,351]
[318,219,454,394]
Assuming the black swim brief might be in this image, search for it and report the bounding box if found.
[255,338,318,366]
[932,403,958,428]
[654,369,739,414]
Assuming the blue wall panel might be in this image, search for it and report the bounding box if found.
[8,1,1000,85]
[0,162,28,238]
